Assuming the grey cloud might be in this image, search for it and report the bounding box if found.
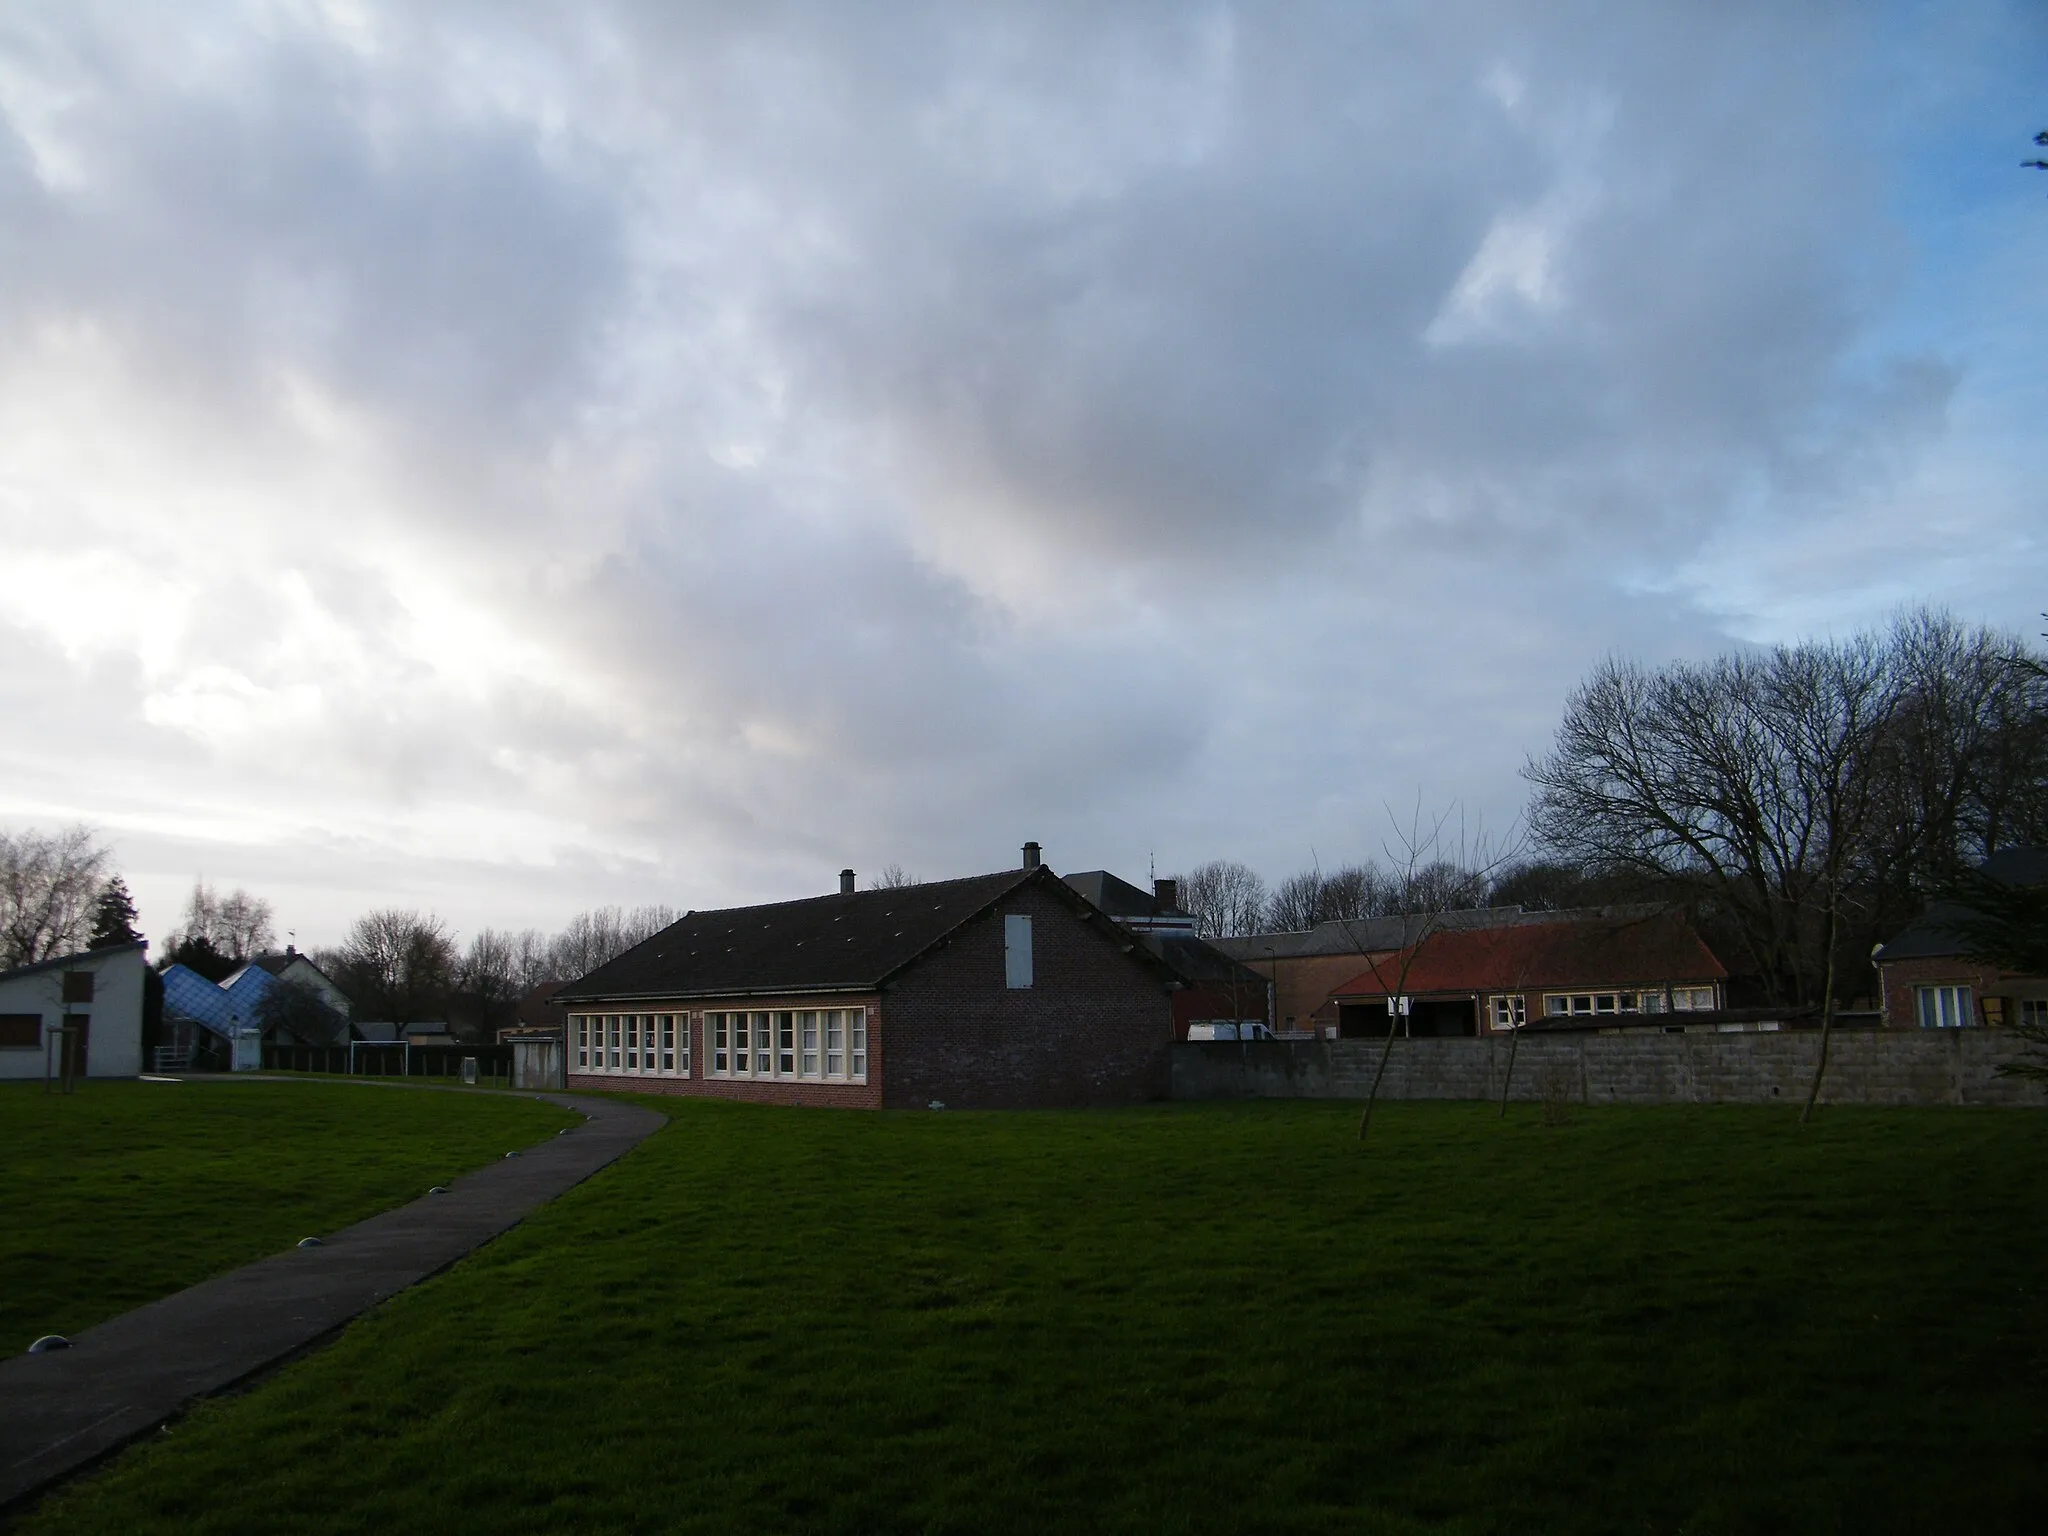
[0,0,2037,927]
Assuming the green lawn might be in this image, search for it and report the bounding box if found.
[0,1079,576,1349]
[18,1100,2048,1535]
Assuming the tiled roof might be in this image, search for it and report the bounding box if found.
[1134,932,1267,988]
[559,865,1136,1001]
[1330,910,1726,999]
[1212,905,1665,961]
[0,940,146,987]
[1063,871,1192,923]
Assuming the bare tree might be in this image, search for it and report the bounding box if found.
[0,825,112,968]
[871,864,920,888]
[549,905,681,980]
[1177,860,1269,938]
[1776,637,1898,1122]
[461,928,524,1007]
[1265,870,1327,932]
[167,880,276,966]
[1265,864,1391,930]
[1336,803,1522,1145]
[330,910,458,1026]
[508,928,557,991]
[1525,611,2048,1026]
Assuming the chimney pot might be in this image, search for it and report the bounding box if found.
[1154,878,1179,910]
[1022,841,1042,869]
[839,869,856,895]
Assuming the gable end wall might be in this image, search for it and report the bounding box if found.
[882,879,1174,1108]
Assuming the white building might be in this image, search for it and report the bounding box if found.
[0,941,149,1080]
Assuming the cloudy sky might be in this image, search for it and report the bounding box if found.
[2,1,2043,948]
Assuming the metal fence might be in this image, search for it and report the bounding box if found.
[260,1043,514,1084]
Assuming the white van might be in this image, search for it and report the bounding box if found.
[1185,1021,1276,1042]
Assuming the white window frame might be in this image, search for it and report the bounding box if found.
[1491,995,1526,1030]
[704,1006,866,1084]
[1916,985,1974,1029]
[570,1012,689,1078]
[2017,998,2047,1030]
[1542,991,1643,1018]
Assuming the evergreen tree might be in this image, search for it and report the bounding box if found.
[88,876,143,949]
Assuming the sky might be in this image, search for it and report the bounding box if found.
[2,0,2044,951]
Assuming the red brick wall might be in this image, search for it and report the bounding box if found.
[565,991,884,1108]
[1877,956,2012,1029]
[880,879,1175,1108]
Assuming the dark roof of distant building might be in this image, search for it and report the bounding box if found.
[1063,871,1193,924]
[1133,932,1267,989]
[1874,846,2048,963]
[516,981,569,1028]
[1212,904,1669,962]
[1330,910,1726,1000]
[558,864,1172,1002]
[239,948,348,998]
[0,940,147,987]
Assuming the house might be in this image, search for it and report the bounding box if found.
[1327,910,1727,1037]
[1064,871,1271,1039]
[0,942,149,1080]
[1873,847,2048,1031]
[554,843,1180,1108]
[1214,905,1646,1036]
[227,946,352,1024]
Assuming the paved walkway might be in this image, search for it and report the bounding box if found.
[0,1084,664,1511]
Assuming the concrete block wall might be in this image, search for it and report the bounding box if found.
[1170,1030,2048,1108]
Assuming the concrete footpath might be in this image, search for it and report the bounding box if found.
[0,1083,665,1512]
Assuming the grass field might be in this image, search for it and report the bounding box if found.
[17,1099,2048,1535]
[0,1079,576,1350]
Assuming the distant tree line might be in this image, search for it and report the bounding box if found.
[1176,857,1497,940]
[1177,609,2048,1017]
[308,902,683,1038]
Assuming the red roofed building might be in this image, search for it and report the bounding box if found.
[1329,910,1727,1037]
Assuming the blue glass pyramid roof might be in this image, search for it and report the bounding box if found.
[161,963,280,1038]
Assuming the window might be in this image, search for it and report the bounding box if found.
[570,1013,689,1077]
[1005,914,1033,989]
[0,1014,42,1049]
[1643,986,1715,1013]
[2019,999,2047,1030]
[1543,992,1643,1017]
[62,971,94,1003]
[1491,995,1526,1030]
[706,1007,866,1083]
[1916,985,1974,1029]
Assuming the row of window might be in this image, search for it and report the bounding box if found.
[573,1014,688,1076]
[568,1009,868,1083]
[707,1009,866,1082]
[1488,987,1718,1029]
